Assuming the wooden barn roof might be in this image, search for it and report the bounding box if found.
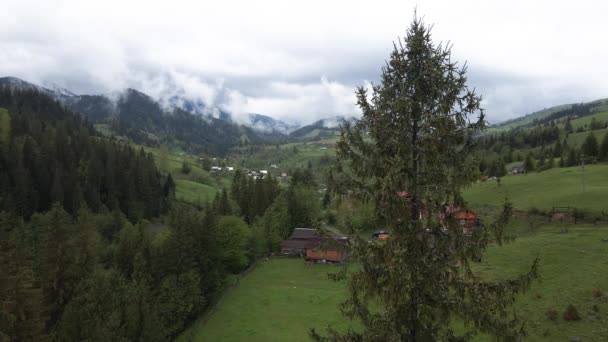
[289,228,319,239]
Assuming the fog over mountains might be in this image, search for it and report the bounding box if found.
[0,76,352,137]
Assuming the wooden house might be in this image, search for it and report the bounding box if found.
[280,228,348,263]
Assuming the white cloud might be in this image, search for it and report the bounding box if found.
[221,76,359,124]
[2,0,608,123]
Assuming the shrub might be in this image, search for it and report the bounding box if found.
[545,308,558,321]
[563,304,581,321]
[592,288,604,298]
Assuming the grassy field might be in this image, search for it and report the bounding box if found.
[570,111,608,129]
[565,128,608,148]
[474,223,608,341]
[174,179,219,206]
[179,259,353,342]
[138,145,232,206]
[464,164,608,212]
[180,223,608,341]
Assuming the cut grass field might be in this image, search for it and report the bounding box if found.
[464,164,608,212]
[181,223,608,341]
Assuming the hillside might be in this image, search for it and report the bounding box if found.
[181,224,608,341]
[0,77,285,155]
[464,164,608,212]
[489,97,608,132]
[288,116,352,141]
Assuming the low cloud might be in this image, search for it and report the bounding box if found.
[3,0,608,125]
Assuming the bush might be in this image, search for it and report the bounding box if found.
[563,304,581,321]
[592,288,604,298]
[545,308,558,321]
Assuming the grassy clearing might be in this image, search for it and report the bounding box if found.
[181,224,608,341]
[137,144,233,206]
[570,111,608,129]
[565,128,608,148]
[93,124,232,206]
[464,164,608,212]
[174,179,219,206]
[179,259,354,342]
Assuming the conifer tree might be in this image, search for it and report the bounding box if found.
[582,132,599,158]
[524,153,535,173]
[600,131,608,160]
[314,16,538,341]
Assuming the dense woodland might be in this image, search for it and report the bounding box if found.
[0,88,322,341]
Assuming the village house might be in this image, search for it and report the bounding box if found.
[397,191,482,234]
[280,228,348,263]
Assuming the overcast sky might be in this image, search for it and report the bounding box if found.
[2,0,608,124]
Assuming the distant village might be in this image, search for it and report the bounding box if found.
[199,157,289,182]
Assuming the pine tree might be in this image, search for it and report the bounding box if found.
[600,131,608,161]
[553,139,562,158]
[567,148,578,167]
[314,16,538,341]
[564,117,573,133]
[582,132,599,158]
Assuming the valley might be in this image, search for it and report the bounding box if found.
[3,7,608,341]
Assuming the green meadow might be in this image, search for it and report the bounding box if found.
[181,223,608,341]
[464,164,608,212]
[179,259,353,342]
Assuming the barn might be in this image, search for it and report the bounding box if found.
[280,228,348,263]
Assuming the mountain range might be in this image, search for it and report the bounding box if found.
[0,76,352,154]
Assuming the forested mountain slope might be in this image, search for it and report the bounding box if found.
[0,87,172,220]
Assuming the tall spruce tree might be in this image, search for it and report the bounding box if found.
[314,16,538,341]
